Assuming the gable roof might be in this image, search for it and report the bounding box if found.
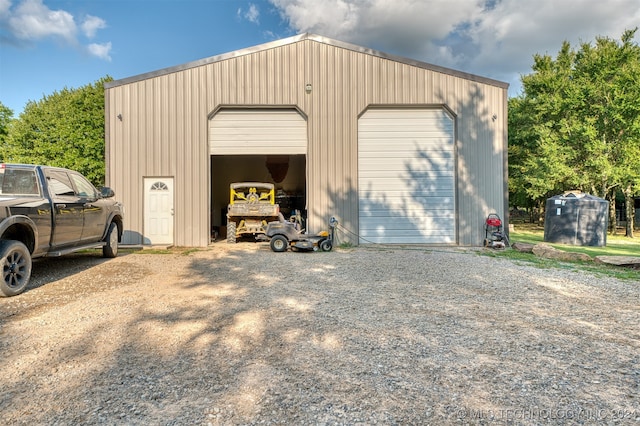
[105,33,508,90]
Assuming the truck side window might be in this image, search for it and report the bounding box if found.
[45,171,75,197]
[70,174,98,199]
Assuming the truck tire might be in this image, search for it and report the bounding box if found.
[0,240,32,297]
[227,222,237,244]
[102,222,119,258]
[270,235,288,252]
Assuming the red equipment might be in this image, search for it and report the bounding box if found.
[484,213,509,249]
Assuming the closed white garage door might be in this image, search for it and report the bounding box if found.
[209,109,307,155]
[358,108,456,244]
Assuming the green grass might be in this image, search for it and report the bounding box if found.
[492,223,640,280]
[509,224,640,257]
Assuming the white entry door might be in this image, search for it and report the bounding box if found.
[144,177,174,245]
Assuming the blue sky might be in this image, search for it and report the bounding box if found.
[1,0,639,115]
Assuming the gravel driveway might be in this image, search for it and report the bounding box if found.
[1,243,639,425]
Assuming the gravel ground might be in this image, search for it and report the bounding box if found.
[1,243,639,425]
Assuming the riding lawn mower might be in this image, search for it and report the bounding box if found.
[264,213,338,252]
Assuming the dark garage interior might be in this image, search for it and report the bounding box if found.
[210,154,306,238]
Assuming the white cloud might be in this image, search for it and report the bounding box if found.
[268,0,640,94]
[245,4,260,24]
[81,15,106,38]
[8,0,76,42]
[1,0,112,60]
[464,0,640,75]
[87,41,111,61]
[238,3,260,24]
[269,0,482,58]
[0,0,12,19]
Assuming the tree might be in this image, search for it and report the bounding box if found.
[508,42,582,221]
[0,102,14,161]
[5,76,113,185]
[571,29,640,236]
[509,30,640,236]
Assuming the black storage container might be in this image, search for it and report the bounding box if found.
[543,192,608,246]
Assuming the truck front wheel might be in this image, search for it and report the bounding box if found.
[102,222,119,258]
[0,240,32,297]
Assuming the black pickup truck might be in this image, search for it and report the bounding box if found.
[0,164,124,297]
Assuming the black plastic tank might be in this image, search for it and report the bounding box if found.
[543,192,608,246]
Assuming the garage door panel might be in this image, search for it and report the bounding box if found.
[359,229,455,244]
[359,130,453,139]
[360,114,453,124]
[359,165,455,176]
[360,196,454,215]
[359,170,455,179]
[359,177,455,191]
[216,140,305,150]
[359,155,454,167]
[360,192,455,201]
[359,229,455,240]
[359,190,455,200]
[359,210,455,221]
[358,153,453,163]
[360,215,455,230]
[359,226,455,236]
[358,154,454,164]
[359,235,455,244]
[210,109,307,155]
[358,139,453,150]
[212,131,305,141]
[358,108,455,244]
[219,130,302,138]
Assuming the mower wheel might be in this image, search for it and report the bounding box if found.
[320,239,332,252]
[270,235,288,252]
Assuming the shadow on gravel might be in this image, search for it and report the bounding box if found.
[0,251,138,321]
[2,246,639,425]
[30,253,113,288]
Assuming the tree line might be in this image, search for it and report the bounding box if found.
[0,76,112,186]
[1,31,639,237]
[509,29,639,237]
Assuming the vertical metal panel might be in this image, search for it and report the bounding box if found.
[105,36,507,247]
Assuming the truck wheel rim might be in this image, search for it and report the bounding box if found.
[3,252,28,288]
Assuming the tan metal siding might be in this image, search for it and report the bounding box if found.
[106,36,507,247]
[107,70,210,246]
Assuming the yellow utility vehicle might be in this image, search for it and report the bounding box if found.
[226,182,280,243]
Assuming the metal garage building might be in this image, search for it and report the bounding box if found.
[104,33,508,247]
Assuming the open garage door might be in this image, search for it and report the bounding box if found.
[358,108,456,244]
[209,108,307,155]
[209,108,308,235]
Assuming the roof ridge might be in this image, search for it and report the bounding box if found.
[105,33,508,89]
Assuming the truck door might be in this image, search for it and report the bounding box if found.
[44,169,84,247]
[69,172,106,242]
